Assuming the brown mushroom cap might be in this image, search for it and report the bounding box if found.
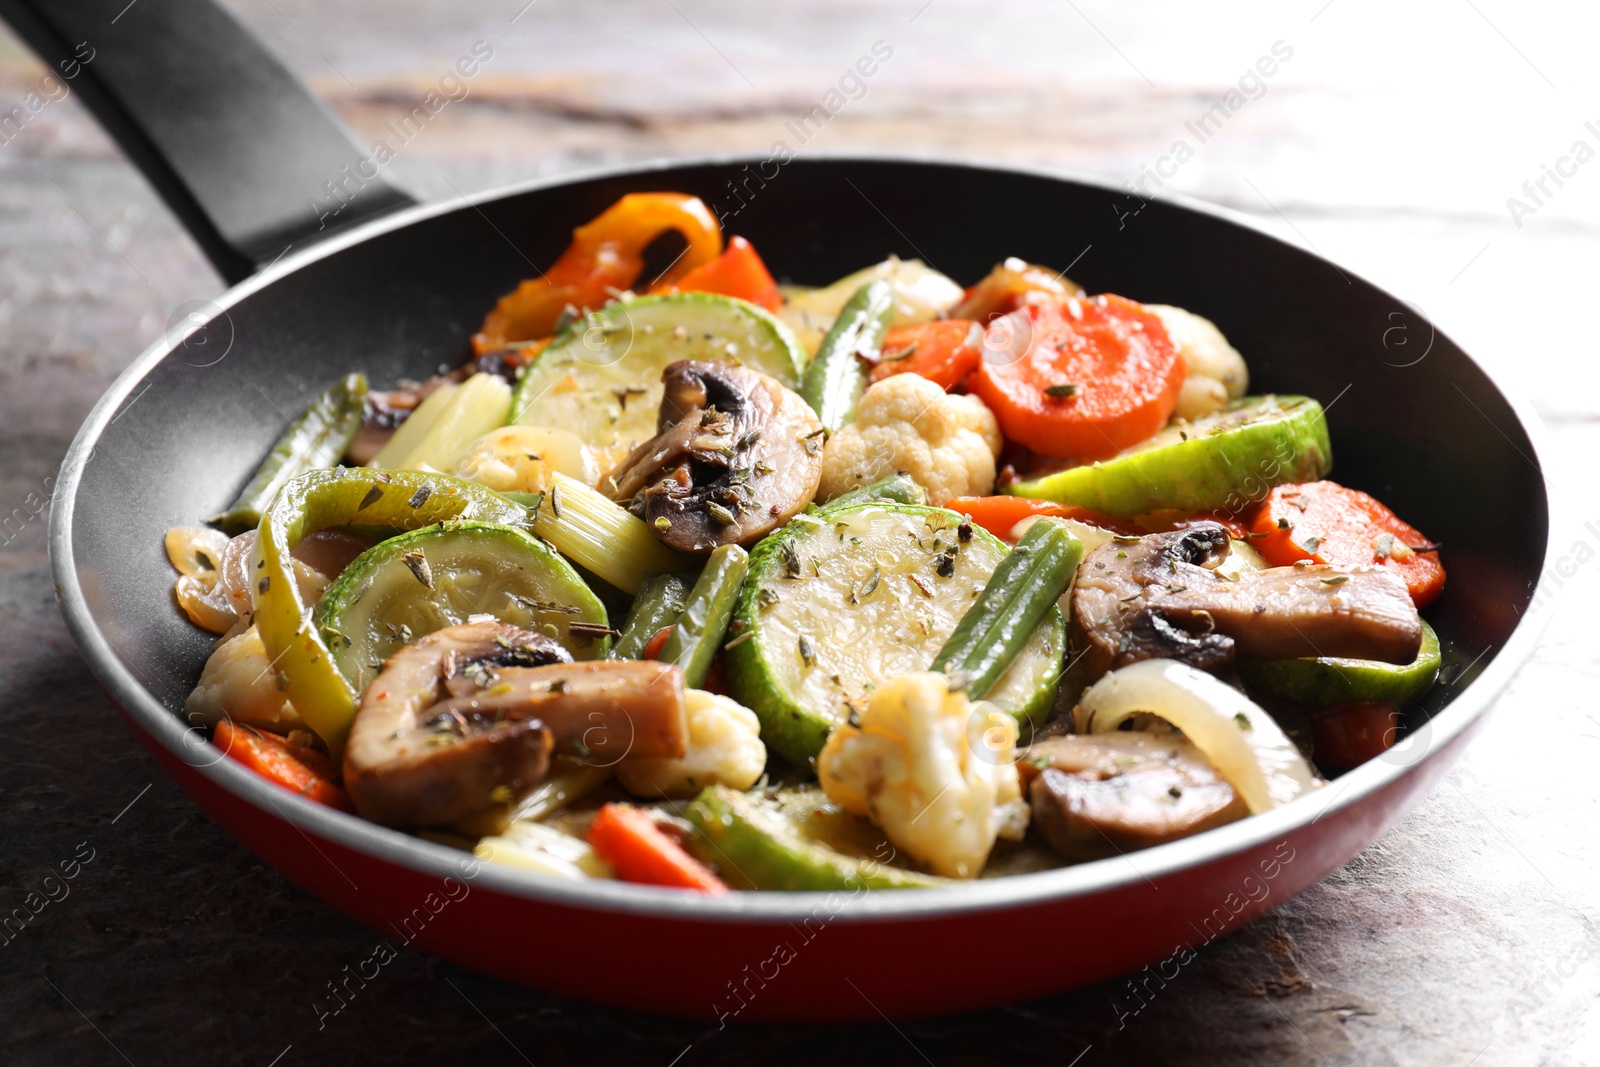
[1071,523,1422,682]
[343,621,688,828]
[1024,732,1247,860]
[606,360,823,554]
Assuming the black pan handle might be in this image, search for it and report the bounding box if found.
[0,0,417,283]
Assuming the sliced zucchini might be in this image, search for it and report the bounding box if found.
[726,503,1066,765]
[1238,620,1441,707]
[509,293,807,472]
[684,785,945,890]
[315,520,608,694]
[1008,395,1332,519]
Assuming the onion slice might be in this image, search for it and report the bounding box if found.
[1075,659,1319,813]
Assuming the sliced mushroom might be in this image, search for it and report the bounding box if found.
[1022,731,1247,860]
[605,360,823,553]
[1072,523,1422,681]
[343,621,687,828]
[427,659,689,765]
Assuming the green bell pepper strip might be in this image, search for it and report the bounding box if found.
[251,467,531,757]
[213,373,368,535]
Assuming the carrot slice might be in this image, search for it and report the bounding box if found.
[657,235,782,311]
[587,803,729,894]
[1248,481,1446,607]
[967,294,1185,460]
[214,721,353,811]
[870,320,983,389]
[944,495,1142,541]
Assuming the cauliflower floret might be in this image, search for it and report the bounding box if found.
[616,689,766,799]
[817,671,1027,879]
[817,374,1001,506]
[455,424,600,492]
[183,626,302,732]
[1148,305,1249,421]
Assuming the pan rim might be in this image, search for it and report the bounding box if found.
[47,150,1557,923]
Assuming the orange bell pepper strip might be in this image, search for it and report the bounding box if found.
[641,625,674,661]
[473,193,723,354]
[654,235,782,311]
[1248,480,1446,608]
[944,495,1143,541]
[214,720,353,811]
[587,803,729,894]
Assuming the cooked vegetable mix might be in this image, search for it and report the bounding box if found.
[162,191,1447,890]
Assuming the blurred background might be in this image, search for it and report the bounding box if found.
[3,2,1597,1064]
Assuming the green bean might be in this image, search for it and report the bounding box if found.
[815,473,929,513]
[931,520,1083,699]
[799,280,895,433]
[659,544,748,688]
[611,571,694,660]
[212,372,367,534]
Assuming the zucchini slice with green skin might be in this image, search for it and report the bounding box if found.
[1008,395,1332,519]
[508,293,807,469]
[685,785,945,890]
[1238,620,1441,707]
[726,503,1066,766]
[315,521,608,694]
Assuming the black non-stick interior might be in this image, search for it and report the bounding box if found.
[70,158,1545,732]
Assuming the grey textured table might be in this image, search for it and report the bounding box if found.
[3,2,1598,1064]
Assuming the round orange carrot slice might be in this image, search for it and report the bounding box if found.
[967,294,1185,460]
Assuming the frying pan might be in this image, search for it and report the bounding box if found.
[11,0,1552,1021]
